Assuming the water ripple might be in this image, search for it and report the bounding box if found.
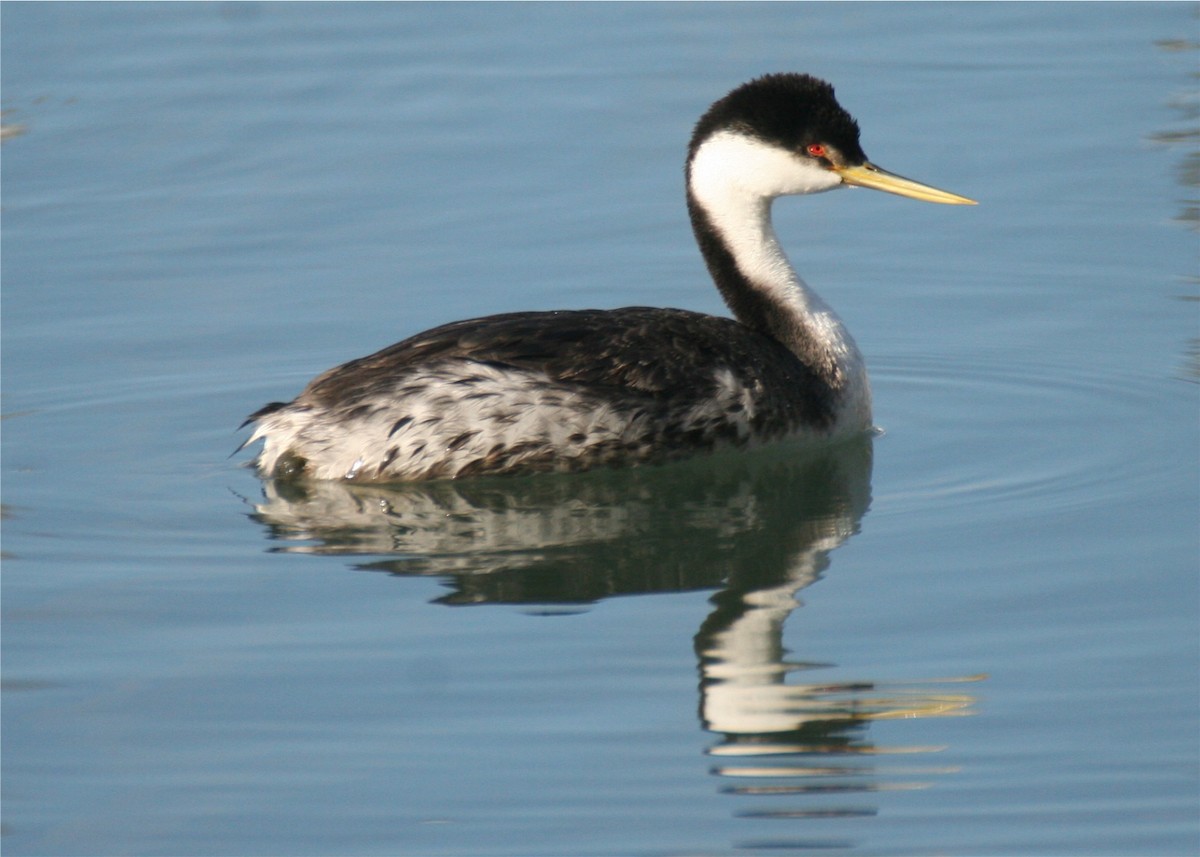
[871,354,1170,518]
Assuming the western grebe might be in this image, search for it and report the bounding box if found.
[242,73,974,482]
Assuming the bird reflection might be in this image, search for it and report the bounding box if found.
[242,436,979,832]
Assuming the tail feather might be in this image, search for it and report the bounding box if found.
[232,401,290,459]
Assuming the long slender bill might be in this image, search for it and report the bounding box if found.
[835,163,977,205]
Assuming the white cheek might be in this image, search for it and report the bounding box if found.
[690,130,843,199]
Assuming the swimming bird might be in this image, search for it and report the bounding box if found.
[242,73,974,482]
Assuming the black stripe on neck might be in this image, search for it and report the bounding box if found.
[686,187,843,393]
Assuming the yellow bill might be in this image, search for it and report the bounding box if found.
[835,162,977,205]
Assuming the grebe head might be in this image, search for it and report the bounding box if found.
[687,73,977,205]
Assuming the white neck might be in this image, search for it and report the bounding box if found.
[688,130,870,426]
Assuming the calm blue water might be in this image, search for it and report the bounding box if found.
[3,3,1197,856]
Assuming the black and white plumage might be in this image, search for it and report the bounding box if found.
[242,73,974,482]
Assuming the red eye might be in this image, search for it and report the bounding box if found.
[806,144,826,158]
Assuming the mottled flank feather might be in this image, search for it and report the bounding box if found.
[245,308,842,481]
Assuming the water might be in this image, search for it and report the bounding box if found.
[3,3,1197,855]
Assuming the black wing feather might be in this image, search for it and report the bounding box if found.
[296,308,836,431]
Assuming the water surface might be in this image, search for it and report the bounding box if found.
[3,4,1197,856]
